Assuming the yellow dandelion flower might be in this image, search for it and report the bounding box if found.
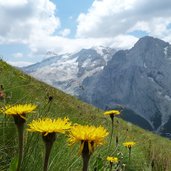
[28,117,71,136]
[123,141,136,148]
[104,110,120,146]
[68,125,108,154]
[104,110,120,116]
[0,103,37,171]
[107,156,118,164]
[2,104,37,119]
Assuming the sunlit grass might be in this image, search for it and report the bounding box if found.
[1,60,171,171]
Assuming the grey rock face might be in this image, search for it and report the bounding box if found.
[79,36,171,133]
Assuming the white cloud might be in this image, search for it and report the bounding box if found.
[28,33,137,56]
[110,35,138,49]
[7,61,33,67]
[59,28,71,37]
[0,0,60,44]
[76,0,171,41]
[0,0,28,7]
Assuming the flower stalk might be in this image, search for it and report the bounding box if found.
[128,147,131,162]
[116,135,119,147]
[42,133,56,171]
[109,114,114,146]
[1,104,37,171]
[28,117,71,171]
[82,141,91,171]
[123,141,136,162]
[13,115,25,171]
[109,162,113,171]
[104,110,120,147]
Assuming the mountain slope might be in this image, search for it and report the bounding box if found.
[1,60,171,170]
[80,36,171,136]
[23,46,116,96]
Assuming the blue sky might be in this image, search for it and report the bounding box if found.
[0,0,171,66]
[51,0,93,37]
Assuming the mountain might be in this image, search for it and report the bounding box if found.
[23,46,116,96]
[22,36,171,137]
[79,36,171,136]
[1,60,171,171]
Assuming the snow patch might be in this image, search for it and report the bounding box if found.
[164,46,171,61]
[164,46,168,56]
[94,46,105,56]
[164,95,171,101]
[148,76,155,83]
[82,58,91,67]
[143,62,147,68]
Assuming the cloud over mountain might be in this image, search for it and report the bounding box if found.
[76,0,171,41]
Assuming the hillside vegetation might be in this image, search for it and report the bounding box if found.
[0,60,171,171]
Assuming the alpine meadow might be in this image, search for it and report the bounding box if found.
[1,59,171,171]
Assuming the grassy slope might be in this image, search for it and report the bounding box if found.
[0,60,171,171]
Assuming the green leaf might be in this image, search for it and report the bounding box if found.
[8,156,18,171]
[93,156,103,171]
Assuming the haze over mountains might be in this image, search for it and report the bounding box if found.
[23,36,171,137]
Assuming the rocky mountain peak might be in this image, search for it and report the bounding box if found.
[133,36,169,51]
[79,37,171,136]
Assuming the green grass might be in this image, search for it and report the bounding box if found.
[0,60,171,171]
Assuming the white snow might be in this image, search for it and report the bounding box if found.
[148,76,155,83]
[32,54,79,83]
[82,58,91,67]
[94,46,105,56]
[164,46,168,56]
[164,95,171,101]
[143,62,147,68]
[164,46,171,61]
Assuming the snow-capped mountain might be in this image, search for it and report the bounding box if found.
[23,46,116,95]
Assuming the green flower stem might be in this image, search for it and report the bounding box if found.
[109,162,113,171]
[16,123,24,171]
[109,115,114,147]
[82,141,91,171]
[13,115,25,171]
[42,133,56,171]
[116,135,119,147]
[129,147,131,162]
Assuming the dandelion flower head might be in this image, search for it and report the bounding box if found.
[104,110,120,116]
[1,104,37,119]
[28,117,71,136]
[123,141,136,148]
[68,124,108,153]
[2,104,37,115]
[107,156,118,163]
